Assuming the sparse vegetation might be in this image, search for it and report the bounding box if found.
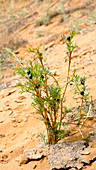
[59,2,68,23]
[0,1,96,169]
[36,30,43,37]
[8,0,14,22]
[5,30,95,145]
[84,9,96,30]
[69,13,81,33]
[36,5,51,26]
[35,0,44,6]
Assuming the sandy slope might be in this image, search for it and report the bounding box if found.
[0,0,96,169]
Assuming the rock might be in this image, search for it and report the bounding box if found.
[75,163,84,169]
[24,148,45,160]
[13,124,17,127]
[0,134,5,138]
[23,118,28,122]
[36,141,45,148]
[15,154,29,166]
[87,131,96,138]
[11,118,16,122]
[0,108,3,112]
[26,114,29,118]
[80,150,91,155]
[48,141,86,170]
[8,110,13,115]
[0,120,3,123]
[18,119,22,123]
[80,148,96,164]
[51,165,64,170]
[4,107,11,111]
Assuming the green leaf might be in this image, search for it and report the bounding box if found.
[16,82,23,87]
[27,48,35,53]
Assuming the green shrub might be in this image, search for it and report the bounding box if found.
[5,30,93,144]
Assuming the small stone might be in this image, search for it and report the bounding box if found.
[23,118,28,122]
[51,165,64,170]
[13,124,17,127]
[87,131,96,138]
[0,134,5,138]
[10,150,13,153]
[39,150,43,153]
[11,118,16,122]
[4,107,11,111]
[0,108,3,112]
[9,110,13,115]
[81,159,90,164]
[18,120,22,123]
[24,148,45,160]
[0,120,3,123]
[81,150,90,155]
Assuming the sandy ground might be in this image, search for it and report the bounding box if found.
[0,0,96,169]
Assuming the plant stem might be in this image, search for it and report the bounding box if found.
[79,98,83,124]
[31,77,52,143]
[54,103,57,123]
[62,51,72,99]
[40,58,49,97]
[59,101,63,130]
[59,51,72,129]
[87,96,92,117]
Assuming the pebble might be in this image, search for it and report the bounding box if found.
[8,110,13,115]
[13,124,17,127]
[18,120,22,123]
[0,134,5,138]
[4,107,11,111]
[24,148,45,159]
[0,108,3,112]
[11,136,15,140]
[0,120,3,123]
[11,118,16,122]
[81,150,90,155]
[23,118,28,122]
[10,150,13,153]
